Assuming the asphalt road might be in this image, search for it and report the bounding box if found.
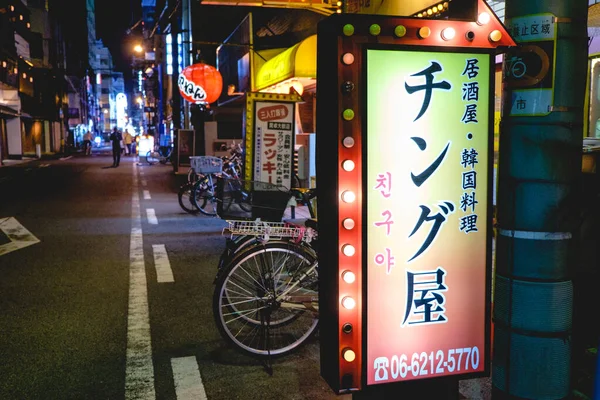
[0,151,339,400]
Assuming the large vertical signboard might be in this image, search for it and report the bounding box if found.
[316,2,515,394]
[243,92,301,189]
[366,48,490,384]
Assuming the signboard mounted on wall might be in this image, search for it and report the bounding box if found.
[504,14,557,116]
[316,0,515,394]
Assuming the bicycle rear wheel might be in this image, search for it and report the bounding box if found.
[146,150,159,165]
[213,241,318,358]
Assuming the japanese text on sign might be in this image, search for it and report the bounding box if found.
[366,49,489,384]
[253,102,295,188]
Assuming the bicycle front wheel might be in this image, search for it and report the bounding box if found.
[146,150,159,165]
[177,182,200,214]
[213,242,319,358]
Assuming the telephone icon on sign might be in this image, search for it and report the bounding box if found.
[374,357,389,381]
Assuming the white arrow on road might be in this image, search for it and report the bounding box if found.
[0,217,40,256]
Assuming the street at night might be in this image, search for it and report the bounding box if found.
[3,0,600,398]
[0,150,337,400]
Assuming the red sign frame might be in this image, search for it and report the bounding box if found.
[316,2,515,394]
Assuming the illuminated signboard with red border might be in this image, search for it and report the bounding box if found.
[316,1,514,394]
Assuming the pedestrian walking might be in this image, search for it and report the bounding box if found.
[122,129,133,155]
[83,130,93,155]
[109,127,122,167]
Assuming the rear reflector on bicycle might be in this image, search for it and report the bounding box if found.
[216,178,292,222]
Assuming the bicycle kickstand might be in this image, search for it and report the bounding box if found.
[261,310,273,376]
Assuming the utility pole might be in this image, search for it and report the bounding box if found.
[493,0,588,398]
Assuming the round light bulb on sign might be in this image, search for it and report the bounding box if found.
[342,218,355,230]
[343,348,356,362]
[341,190,356,203]
[342,53,355,65]
[441,27,456,41]
[342,160,355,171]
[342,296,356,309]
[477,12,491,25]
[342,270,356,284]
[342,137,355,148]
[342,244,356,257]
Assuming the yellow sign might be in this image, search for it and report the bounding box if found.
[345,0,442,15]
[366,48,491,384]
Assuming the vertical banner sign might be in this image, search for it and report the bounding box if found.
[316,3,515,394]
[254,102,294,187]
[366,49,490,384]
[505,14,557,116]
[243,93,301,188]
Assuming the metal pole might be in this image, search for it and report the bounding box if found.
[493,0,588,398]
[170,0,182,131]
[182,0,192,129]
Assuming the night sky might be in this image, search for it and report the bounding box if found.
[93,1,318,80]
[94,1,279,73]
[94,0,141,75]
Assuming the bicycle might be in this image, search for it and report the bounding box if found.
[213,218,319,359]
[212,188,318,360]
[146,145,173,165]
[191,158,253,217]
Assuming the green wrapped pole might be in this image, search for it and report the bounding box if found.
[493,0,588,398]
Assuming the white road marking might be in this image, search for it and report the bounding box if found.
[146,208,158,225]
[171,356,207,400]
[143,190,151,200]
[0,217,40,256]
[141,179,147,187]
[125,163,156,399]
[152,244,174,283]
[39,164,50,168]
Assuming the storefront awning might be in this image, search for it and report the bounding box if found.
[255,34,316,91]
[0,104,19,118]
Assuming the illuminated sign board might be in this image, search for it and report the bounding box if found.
[116,93,128,129]
[316,2,514,394]
[366,48,490,384]
[243,92,301,189]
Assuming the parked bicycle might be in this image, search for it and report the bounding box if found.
[146,145,173,165]
[213,218,319,359]
[177,143,246,215]
[212,187,318,359]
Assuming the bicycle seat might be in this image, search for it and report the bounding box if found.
[282,217,317,229]
[304,218,318,230]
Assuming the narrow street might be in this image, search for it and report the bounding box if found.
[0,149,336,400]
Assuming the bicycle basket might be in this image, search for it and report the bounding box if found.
[190,156,222,174]
[216,178,292,222]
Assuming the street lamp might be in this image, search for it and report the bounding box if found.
[134,44,143,53]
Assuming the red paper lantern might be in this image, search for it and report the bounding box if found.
[177,63,223,104]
